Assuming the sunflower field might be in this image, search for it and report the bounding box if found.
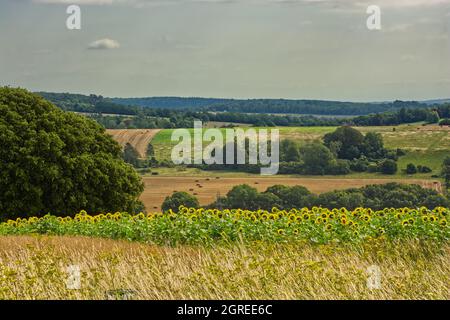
[0,206,448,246]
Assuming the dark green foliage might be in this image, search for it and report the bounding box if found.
[162,192,199,212]
[379,159,398,175]
[264,185,311,209]
[224,184,260,210]
[323,126,365,160]
[443,157,450,189]
[203,183,448,211]
[417,165,432,173]
[326,159,351,175]
[280,139,301,162]
[299,143,334,175]
[123,143,140,167]
[350,157,369,172]
[406,163,418,175]
[0,88,144,219]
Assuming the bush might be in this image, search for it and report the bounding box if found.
[417,165,432,173]
[350,157,369,172]
[367,163,379,173]
[326,159,351,175]
[0,88,144,219]
[162,192,199,212]
[379,159,398,175]
[406,163,418,174]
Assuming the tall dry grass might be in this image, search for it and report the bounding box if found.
[0,235,448,300]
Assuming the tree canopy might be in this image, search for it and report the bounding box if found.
[0,87,144,219]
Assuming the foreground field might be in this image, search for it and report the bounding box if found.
[0,236,448,299]
[140,176,441,210]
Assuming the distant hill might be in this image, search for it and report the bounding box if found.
[37,91,434,116]
[423,98,450,105]
[111,96,430,116]
[110,97,231,110]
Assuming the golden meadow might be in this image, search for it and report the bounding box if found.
[1,206,448,246]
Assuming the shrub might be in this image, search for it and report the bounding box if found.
[379,159,398,175]
[406,163,418,174]
[326,159,351,175]
[417,165,432,173]
[162,192,199,212]
[350,157,369,172]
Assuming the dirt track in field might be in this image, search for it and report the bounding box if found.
[106,129,161,158]
[140,177,442,211]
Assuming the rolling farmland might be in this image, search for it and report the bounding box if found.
[106,129,161,158]
[103,124,450,210]
[140,176,443,211]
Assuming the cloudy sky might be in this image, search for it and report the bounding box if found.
[0,0,449,101]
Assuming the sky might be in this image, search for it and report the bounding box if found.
[0,0,449,101]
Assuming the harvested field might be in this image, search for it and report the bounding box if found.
[106,129,161,158]
[140,177,442,211]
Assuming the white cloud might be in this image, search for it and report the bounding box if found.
[88,38,120,49]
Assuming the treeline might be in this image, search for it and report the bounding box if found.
[111,97,230,109]
[162,183,449,212]
[37,92,450,129]
[206,100,427,116]
[353,105,450,126]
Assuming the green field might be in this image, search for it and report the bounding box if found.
[150,124,450,179]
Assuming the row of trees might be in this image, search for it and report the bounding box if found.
[162,183,449,212]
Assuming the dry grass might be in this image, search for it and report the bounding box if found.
[0,236,448,300]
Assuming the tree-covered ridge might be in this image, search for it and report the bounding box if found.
[111,97,231,109]
[36,91,450,129]
[39,91,433,115]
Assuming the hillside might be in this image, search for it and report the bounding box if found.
[38,91,432,116]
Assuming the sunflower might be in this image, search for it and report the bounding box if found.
[277,229,285,235]
[293,229,299,235]
[325,224,333,231]
[315,217,323,225]
[402,220,409,227]
[439,219,447,227]
[362,215,371,222]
